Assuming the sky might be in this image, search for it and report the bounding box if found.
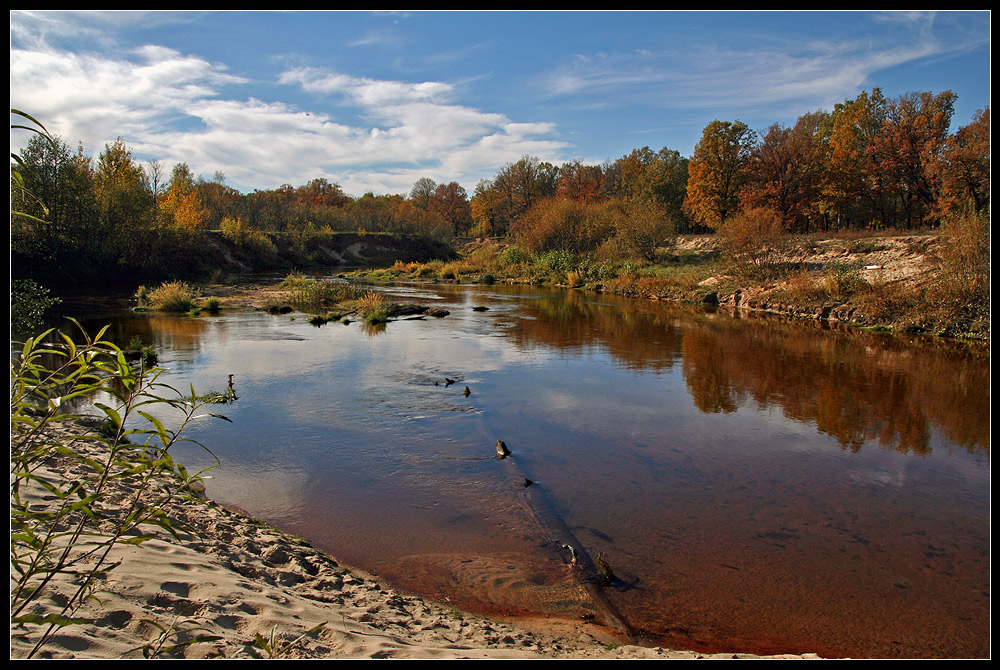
[9,10,992,198]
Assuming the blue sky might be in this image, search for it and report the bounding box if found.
[10,10,991,197]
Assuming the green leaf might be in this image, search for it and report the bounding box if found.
[92,402,122,429]
[12,612,91,627]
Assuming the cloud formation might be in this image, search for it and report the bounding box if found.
[10,11,988,197]
[11,22,569,195]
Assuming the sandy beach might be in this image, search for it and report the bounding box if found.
[10,428,821,660]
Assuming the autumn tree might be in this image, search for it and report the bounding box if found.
[244,184,296,231]
[494,156,558,224]
[158,162,207,234]
[936,107,990,217]
[470,179,507,237]
[683,120,757,229]
[601,147,688,222]
[295,177,351,209]
[818,89,895,228]
[602,148,651,201]
[876,90,956,228]
[196,175,245,230]
[555,160,604,203]
[428,181,473,236]
[742,112,827,232]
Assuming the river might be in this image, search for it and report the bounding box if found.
[58,280,990,658]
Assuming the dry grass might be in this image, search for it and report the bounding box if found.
[144,281,197,312]
[356,290,389,324]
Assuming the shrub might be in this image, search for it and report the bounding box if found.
[823,261,870,300]
[285,276,351,306]
[497,246,530,268]
[934,210,990,316]
[144,281,197,312]
[534,249,578,275]
[598,199,674,262]
[220,216,278,266]
[515,198,608,255]
[357,290,389,325]
[717,207,795,280]
[10,321,224,657]
[11,279,60,336]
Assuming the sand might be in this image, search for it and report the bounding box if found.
[11,436,821,660]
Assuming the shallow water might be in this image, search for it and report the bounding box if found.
[61,281,990,658]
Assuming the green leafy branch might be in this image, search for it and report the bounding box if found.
[10,108,58,223]
[11,319,229,658]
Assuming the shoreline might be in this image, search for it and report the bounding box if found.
[11,434,822,659]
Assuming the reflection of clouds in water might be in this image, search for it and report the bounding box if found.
[847,463,909,489]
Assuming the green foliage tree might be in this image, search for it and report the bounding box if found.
[94,138,157,268]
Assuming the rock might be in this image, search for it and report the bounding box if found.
[387,303,428,317]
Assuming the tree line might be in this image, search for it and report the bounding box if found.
[11,87,989,287]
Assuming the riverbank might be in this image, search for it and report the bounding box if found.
[148,230,987,344]
[11,435,820,659]
[350,232,989,343]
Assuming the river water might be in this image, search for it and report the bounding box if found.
[61,280,990,658]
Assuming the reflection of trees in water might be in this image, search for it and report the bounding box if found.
[680,316,989,456]
[504,289,988,457]
[507,289,687,372]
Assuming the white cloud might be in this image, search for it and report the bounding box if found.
[540,30,946,116]
[11,37,569,195]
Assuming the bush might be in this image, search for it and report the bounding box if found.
[11,279,60,336]
[282,273,351,306]
[220,216,279,267]
[717,207,795,280]
[534,249,578,275]
[824,261,870,300]
[357,290,389,325]
[10,321,224,657]
[144,281,197,312]
[514,198,674,262]
[514,198,609,255]
[497,246,530,268]
[934,210,990,316]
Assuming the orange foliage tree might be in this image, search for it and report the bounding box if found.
[683,120,756,229]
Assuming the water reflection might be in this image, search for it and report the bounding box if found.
[44,282,989,659]
[504,289,988,457]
